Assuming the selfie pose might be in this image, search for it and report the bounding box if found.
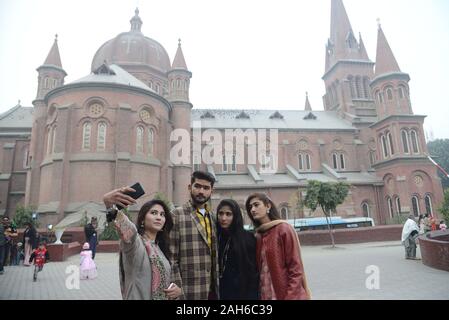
[103,186,182,300]
[246,193,311,300]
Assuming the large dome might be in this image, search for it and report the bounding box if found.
[91,9,171,73]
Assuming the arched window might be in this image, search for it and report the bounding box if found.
[185,80,189,91]
[363,77,371,99]
[381,135,389,158]
[148,128,154,156]
[387,197,394,219]
[280,207,289,220]
[401,130,410,154]
[148,80,153,89]
[222,155,228,172]
[395,197,402,215]
[136,126,144,153]
[231,154,236,172]
[171,80,175,90]
[398,86,405,99]
[44,77,50,89]
[387,132,394,155]
[332,153,338,169]
[23,147,30,168]
[52,127,57,153]
[410,130,419,154]
[97,122,107,151]
[378,91,384,104]
[355,76,362,98]
[340,154,346,170]
[155,84,160,94]
[348,76,355,98]
[299,153,311,171]
[425,195,433,216]
[305,154,311,170]
[46,127,52,155]
[386,87,394,100]
[82,122,91,150]
[411,196,420,217]
[362,203,370,218]
[369,151,376,166]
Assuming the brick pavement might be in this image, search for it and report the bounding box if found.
[0,241,448,300]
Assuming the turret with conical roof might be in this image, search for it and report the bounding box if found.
[35,35,67,100]
[167,39,192,102]
[322,0,376,122]
[167,39,193,206]
[370,22,412,118]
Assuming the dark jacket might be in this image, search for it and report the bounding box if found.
[23,227,38,249]
[218,230,259,300]
[84,223,96,242]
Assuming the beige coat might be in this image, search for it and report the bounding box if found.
[116,212,153,300]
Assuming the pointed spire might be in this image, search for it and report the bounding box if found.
[358,33,369,60]
[374,23,401,77]
[172,39,188,70]
[326,0,371,72]
[43,34,63,68]
[304,92,312,111]
[329,0,354,59]
[130,8,143,32]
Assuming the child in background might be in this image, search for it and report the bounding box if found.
[80,242,97,280]
[29,241,50,281]
[439,220,447,231]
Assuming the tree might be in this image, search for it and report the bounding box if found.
[439,188,449,225]
[303,180,350,248]
[427,139,449,189]
[13,205,39,228]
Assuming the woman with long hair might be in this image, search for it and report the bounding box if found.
[103,186,182,300]
[245,193,311,300]
[216,199,259,300]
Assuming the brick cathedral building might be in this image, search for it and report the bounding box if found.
[0,0,443,226]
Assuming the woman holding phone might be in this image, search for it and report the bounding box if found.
[103,186,182,300]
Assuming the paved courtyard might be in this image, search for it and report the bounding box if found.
[1,241,448,300]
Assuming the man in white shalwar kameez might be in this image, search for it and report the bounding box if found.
[401,215,420,260]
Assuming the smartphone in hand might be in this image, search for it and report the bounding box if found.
[116,182,145,210]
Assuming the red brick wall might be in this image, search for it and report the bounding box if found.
[419,230,449,272]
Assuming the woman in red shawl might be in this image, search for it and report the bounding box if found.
[245,193,311,300]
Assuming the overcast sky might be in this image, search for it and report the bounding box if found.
[1,0,448,139]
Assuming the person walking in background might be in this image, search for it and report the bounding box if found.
[401,214,420,260]
[216,199,259,300]
[84,217,98,260]
[245,193,311,300]
[439,220,447,231]
[80,242,97,280]
[23,222,38,266]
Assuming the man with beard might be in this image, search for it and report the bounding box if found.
[169,171,219,300]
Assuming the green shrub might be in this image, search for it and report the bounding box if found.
[13,205,39,228]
